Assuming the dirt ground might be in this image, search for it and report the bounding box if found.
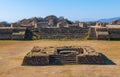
[0,40,120,77]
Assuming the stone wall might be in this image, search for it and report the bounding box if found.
[77,55,105,64]
[94,26,120,40]
[95,27,109,40]
[37,27,89,39]
[0,27,26,40]
[108,28,120,40]
[22,55,49,66]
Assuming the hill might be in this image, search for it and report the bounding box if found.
[111,20,120,25]
[98,17,120,22]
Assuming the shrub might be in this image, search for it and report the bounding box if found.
[32,32,40,40]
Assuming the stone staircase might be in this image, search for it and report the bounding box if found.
[49,55,77,64]
[49,55,62,65]
[38,27,89,39]
[88,28,97,40]
[61,55,77,64]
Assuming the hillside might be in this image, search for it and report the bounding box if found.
[98,17,120,22]
[111,20,120,25]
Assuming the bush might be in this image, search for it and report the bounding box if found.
[32,32,40,40]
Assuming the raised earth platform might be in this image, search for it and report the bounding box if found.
[22,46,112,66]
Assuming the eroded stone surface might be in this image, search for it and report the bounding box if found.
[22,46,106,66]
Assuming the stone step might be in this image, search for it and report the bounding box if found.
[62,58,76,61]
[63,62,77,64]
[63,59,76,61]
[62,57,76,59]
[62,61,77,63]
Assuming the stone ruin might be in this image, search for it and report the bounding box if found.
[22,46,112,66]
[37,27,89,39]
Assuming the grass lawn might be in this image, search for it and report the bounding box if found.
[0,40,120,77]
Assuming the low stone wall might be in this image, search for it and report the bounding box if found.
[77,55,105,64]
[22,56,49,66]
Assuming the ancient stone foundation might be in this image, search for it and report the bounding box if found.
[22,56,49,66]
[37,27,89,39]
[78,55,105,64]
[22,46,110,66]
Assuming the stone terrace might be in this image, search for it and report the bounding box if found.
[37,27,89,39]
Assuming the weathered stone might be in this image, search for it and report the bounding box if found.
[31,46,41,52]
[22,46,107,66]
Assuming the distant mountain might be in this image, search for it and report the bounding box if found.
[79,18,98,22]
[111,20,120,25]
[98,17,120,22]
[0,21,10,27]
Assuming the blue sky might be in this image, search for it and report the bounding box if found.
[0,0,120,22]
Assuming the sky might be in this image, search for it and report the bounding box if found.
[0,0,120,22]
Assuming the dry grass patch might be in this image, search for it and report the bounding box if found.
[0,40,120,77]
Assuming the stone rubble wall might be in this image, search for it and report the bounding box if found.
[108,28,120,40]
[38,27,89,39]
[77,55,105,64]
[91,27,120,40]
[22,56,49,66]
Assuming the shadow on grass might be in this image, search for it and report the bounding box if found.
[100,53,116,65]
